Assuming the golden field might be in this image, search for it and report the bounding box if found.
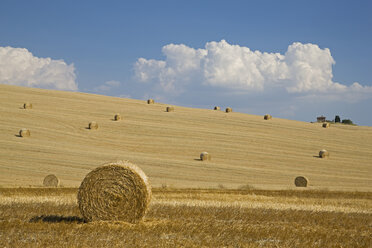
[0,83,371,190]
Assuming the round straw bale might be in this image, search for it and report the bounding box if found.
[264,114,272,120]
[225,107,232,113]
[294,176,308,187]
[200,152,211,161]
[214,106,220,110]
[19,128,30,137]
[322,122,330,128]
[43,174,60,187]
[89,121,98,130]
[319,149,329,158]
[166,106,174,112]
[77,161,152,223]
[147,99,154,104]
[23,103,32,109]
[114,114,121,121]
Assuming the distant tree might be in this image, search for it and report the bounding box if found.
[342,119,353,125]
[335,115,341,123]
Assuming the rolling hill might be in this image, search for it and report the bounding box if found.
[0,84,371,190]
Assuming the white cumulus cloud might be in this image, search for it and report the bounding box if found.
[0,46,77,90]
[93,80,121,92]
[134,40,372,98]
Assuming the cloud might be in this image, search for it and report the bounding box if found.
[93,80,121,92]
[0,46,77,90]
[133,40,371,99]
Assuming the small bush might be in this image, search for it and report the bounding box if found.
[342,119,353,125]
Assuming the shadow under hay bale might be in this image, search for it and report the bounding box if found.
[77,161,152,223]
[114,114,121,121]
[319,149,330,158]
[295,176,308,187]
[264,114,272,120]
[43,174,60,187]
[322,122,330,128]
[200,152,211,161]
[19,128,30,137]
[23,102,32,109]
[166,106,174,112]
[147,99,154,104]
[30,215,85,223]
[88,121,98,130]
[225,107,232,113]
[214,106,220,110]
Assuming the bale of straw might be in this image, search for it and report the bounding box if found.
[19,128,30,137]
[114,114,121,121]
[294,176,308,187]
[166,106,174,112]
[23,103,32,109]
[89,121,98,130]
[225,107,232,113]
[77,161,152,223]
[147,99,154,104]
[214,106,220,110]
[319,149,329,158]
[200,152,211,161]
[264,114,272,120]
[322,122,330,128]
[43,174,60,187]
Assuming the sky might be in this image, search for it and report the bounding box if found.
[1,0,371,125]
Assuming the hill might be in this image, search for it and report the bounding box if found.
[0,84,371,190]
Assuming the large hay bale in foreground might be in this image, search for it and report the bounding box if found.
[19,128,30,137]
[200,152,211,161]
[264,114,272,120]
[225,107,232,113]
[147,99,154,104]
[77,161,152,223]
[319,149,329,158]
[214,106,220,110]
[89,121,98,130]
[322,122,330,128]
[114,114,121,121]
[43,174,60,187]
[23,103,32,109]
[294,176,308,187]
[166,106,174,112]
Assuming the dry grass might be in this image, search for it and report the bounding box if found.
[0,187,370,247]
[0,84,372,191]
[77,161,151,223]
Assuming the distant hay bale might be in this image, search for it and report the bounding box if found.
[264,114,272,120]
[294,176,308,187]
[19,128,30,137]
[166,106,174,112]
[77,161,152,223]
[322,122,330,128]
[23,103,32,109]
[319,149,330,158]
[214,106,220,110]
[89,121,98,130]
[225,107,232,113]
[200,152,211,161]
[43,174,60,187]
[114,114,121,121]
[147,99,154,104]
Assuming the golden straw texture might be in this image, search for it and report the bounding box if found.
[77,161,152,223]
[294,176,308,187]
[43,174,60,187]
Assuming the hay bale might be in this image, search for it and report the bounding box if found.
[225,107,232,113]
[147,99,154,104]
[200,152,211,161]
[319,149,329,158]
[89,121,98,130]
[214,106,220,110]
[166,106,174,112]
[19,128,30,137]
[322,122,330,128]
[114,114,121,121]
[294,176,308,187]
[23,103,32,109]
[77,161,152,223]
[264,114,272,120]
[43,174,60,187]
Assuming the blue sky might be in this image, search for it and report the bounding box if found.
[1,0,371,125]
